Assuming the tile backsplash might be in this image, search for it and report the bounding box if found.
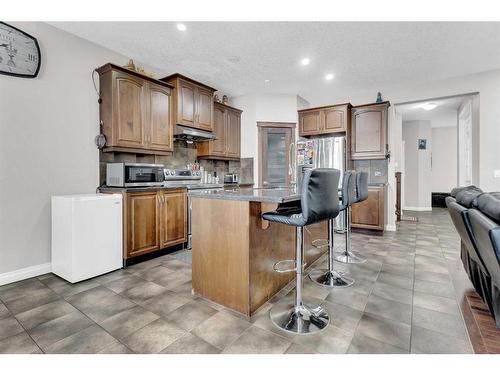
[99,140,254,186]
[353,159,388,184]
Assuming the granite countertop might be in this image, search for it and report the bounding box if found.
[188,187,300,203]
[99,185,189,193]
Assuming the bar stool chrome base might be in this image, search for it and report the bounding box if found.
[334,250,367,264]
[269,297,330,334]
[309,269,354,288]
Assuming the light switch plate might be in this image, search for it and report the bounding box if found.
[494,169,500,178]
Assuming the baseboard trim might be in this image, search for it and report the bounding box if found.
[403,206,433,212]
[0,263,52,286]
[385,224,397,231]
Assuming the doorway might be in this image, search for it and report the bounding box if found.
[257,122,295,188]
[394,93,479,211]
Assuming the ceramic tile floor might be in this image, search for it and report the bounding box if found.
[0,208,475,354]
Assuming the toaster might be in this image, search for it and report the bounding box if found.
[224,173,239,184]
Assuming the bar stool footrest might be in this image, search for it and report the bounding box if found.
[312,238,329,249]
[273,259,307,273]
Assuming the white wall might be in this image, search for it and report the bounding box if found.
[0,22,146,277]
[402,121,432,210]
[431,126,458,192]
[230,94,304,184]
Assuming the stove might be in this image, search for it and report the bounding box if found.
[163,169,223,249]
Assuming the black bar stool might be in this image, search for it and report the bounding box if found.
[308,171,355,288]
[334,171,368,264]
[263,168,341,334]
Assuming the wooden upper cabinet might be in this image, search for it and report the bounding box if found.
[226,108,241,158]
[350,102,389,160]
[159,189,187,248]
[147,82,173,152]
[115,73,146,148]
[299,110,322,136]
[96,63,174,155]
[178,81,196,126]
[324,106,348,132]
[298,104,351,137]
[351,185,385,231]
[197,88,214,130]
[161,73,217,132]
[210,104,227,156]
[126,191,160,258]
[197,102,242,160]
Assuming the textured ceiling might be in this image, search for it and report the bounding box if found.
[396,96,466,124]
[50,22,500,106]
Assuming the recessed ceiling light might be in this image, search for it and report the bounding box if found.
[418,102,438,111]
[176,23,187,31]
[325,73,334,81]
[301,58,310,66]
[264,79,270,83]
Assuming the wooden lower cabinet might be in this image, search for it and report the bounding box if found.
[123,189,187,259]
[125,191,160,258]
[159,189,188,248]
[351,185,385,231]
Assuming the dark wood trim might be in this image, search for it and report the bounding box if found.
[257,121,296,128]
[197,155,240,161]
[96,63,174,89]
[352,101,391,109]
[215,101,243,113]
[395,172,402,222]
[297,102,352,113]
[159,73,217,92]
[257,123,295,188]
[102,146,173,156]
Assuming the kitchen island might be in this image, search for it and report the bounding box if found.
[189,187,327,317]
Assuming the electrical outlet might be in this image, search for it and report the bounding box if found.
[494,169,500,178]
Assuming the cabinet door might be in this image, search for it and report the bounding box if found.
[351,104,388,159]
[178,80,196,126]
[351,187,385,230]
[126,192,160,258]
[196,87,213,131]
[299,110,322,136]
[114,73,146,148]
[160,190,187,248]
[226,109,241,159]
[323,106,347,133]
[147,83,173,152]
[210,104,227,156]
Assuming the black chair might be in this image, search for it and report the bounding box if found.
[446,187,488,300]
[468,192,500,328]
[334,171,368,264]
[263,168,341,334]
[309,171,355,288]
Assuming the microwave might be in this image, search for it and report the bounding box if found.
[106,163,165,187]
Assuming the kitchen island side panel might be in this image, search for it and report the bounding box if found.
[191,197,251,315]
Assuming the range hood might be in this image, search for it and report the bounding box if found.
[173,125,216,143]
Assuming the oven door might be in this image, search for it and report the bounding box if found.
[124,164,164,187]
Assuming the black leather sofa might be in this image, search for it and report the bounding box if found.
[446,186,500,328]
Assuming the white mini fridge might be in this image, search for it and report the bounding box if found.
[51,193,123,283]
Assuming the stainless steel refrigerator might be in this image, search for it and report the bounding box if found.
[297,136,346,230]
[296,136,346,188]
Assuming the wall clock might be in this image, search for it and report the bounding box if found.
[0,22,41,78]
